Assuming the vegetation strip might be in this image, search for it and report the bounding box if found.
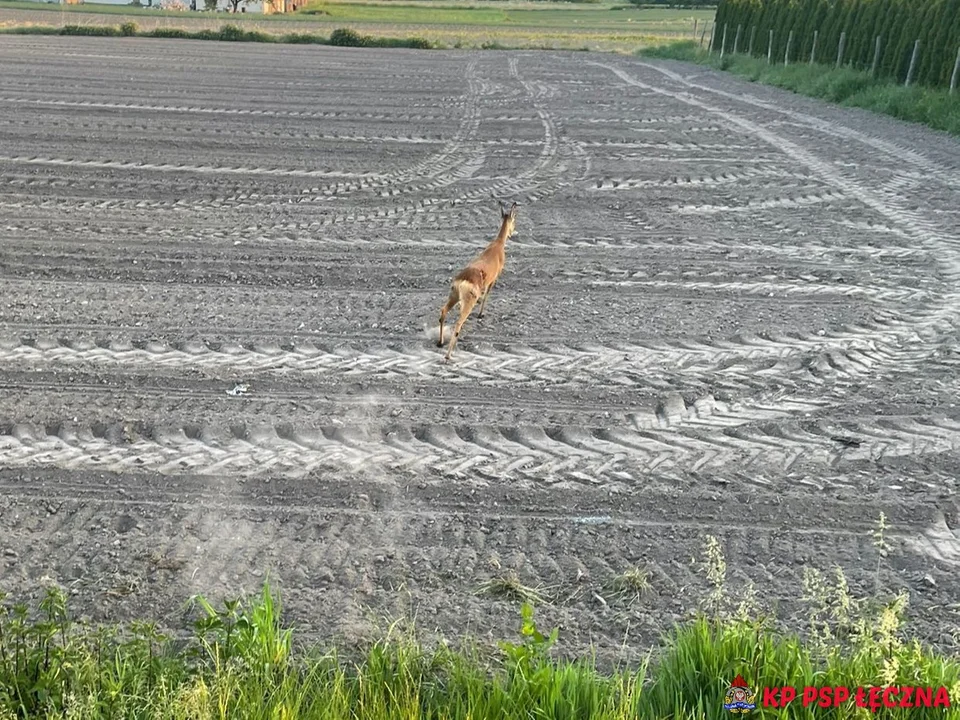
[2,533,959,718]
[0,22,436,47]
[712,0,960,89]
[640,41,960,136]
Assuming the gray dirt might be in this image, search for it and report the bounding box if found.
[1,37,960,662]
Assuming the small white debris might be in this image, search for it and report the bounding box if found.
[226,383,249,396]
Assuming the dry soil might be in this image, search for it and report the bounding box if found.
[1,37,959,661]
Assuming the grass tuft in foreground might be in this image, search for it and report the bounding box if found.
[476,569,551,604]
[2,530,960,718]
[639,40,960,137]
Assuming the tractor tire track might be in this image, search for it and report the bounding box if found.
[0,305,929,385]
[3,408,956,487]
[588,59,960,388]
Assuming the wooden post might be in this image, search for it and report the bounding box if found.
[720,23,728,58]
[693,18,698,40]
[809,29,818,65]
[871,35,882,76]
[785,30,794,65]
[733,24,742,54]
[748,25,756,56]
[951,46,960,94]
[767,29,774,64]
[699,22,708,48]
[905,39,920,86]
[836,31,846,68]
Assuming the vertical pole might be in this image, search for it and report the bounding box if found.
[809,29,818,65]
[733,24,742,54]
[748,26,756,56]
[785,30,793,65]
[871,35,882,77]
[699,22,708,48]
[720,23,728,58]
[693,18,698,40]
[767,29,774,64]
[836,31,846,68]
[950,46,960,94]
[905,39,920,86]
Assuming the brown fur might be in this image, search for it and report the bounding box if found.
[438,202,518,361]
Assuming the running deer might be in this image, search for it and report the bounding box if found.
[437,200,519,361]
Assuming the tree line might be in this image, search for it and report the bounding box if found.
[711,0,960,87]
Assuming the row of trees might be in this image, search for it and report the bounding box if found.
[711,0,960,87]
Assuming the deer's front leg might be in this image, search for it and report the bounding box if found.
[438,287,458,347]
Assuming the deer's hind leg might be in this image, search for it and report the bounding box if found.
[444,289,480,361]
[437,286,459,347]
[477,279,496,319]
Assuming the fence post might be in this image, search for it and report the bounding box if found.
[905,39,920,86]
[951,46,960,94]
[871,35,882,76]
[767,29,774,63]
[785,30,794,65]
[809,30,818,65]
[733,24,742,54]
[836,31,846,68]
[699,22,708,48]
[748,26,756,56]
[720,23,728,58]
[693,18,698,39]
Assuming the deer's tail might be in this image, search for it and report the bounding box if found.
[453,278,480,302]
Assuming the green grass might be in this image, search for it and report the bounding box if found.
[2,528,959,719]
[298,2,712,30]
[640,40,960,137]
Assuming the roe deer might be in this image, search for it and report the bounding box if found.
[438,200,518,361]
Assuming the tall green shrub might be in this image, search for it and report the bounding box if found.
[712,0,959,86]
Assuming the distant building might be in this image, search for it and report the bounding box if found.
[262,0,301,14]
[203,0,301,12]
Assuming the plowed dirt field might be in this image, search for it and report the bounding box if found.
[1,37,959,660]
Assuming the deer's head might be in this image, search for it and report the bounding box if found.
[498,200,519,238]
